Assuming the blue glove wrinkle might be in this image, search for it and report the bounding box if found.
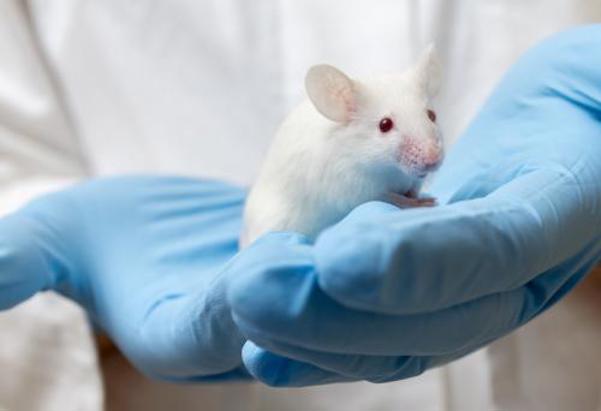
[133,278,244,378]
[519,238,601,322]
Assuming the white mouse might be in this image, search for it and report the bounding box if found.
[241,45,443,247]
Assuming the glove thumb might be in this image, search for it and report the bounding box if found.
[0,213,60,309]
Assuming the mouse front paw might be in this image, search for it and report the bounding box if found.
[388,192,437,209]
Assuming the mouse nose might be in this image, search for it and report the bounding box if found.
[399,136,444,175]
[422,144,443,171]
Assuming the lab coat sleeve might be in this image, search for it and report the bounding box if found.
[0,3,102,411]
[0,0,87,216]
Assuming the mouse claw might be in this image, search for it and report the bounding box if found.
[388,192,437,209]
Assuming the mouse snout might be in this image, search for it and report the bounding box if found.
[399,136,443,176]
[422,143,443,170]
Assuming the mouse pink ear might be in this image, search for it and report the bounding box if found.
[305,65,356,123]
[413,43,442,98]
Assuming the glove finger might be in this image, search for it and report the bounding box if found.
[0,213,59,309]
[243,339,438,386]
[316,167,601,315]
[242,341,355,386]
[230,240,598,356]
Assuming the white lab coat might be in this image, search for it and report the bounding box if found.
[0,1,600,410]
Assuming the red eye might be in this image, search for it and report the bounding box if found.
[379,117,394,133]
[427,109,437,123]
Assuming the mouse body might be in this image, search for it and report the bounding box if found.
[241,45,443,247]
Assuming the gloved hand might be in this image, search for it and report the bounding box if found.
[227,25,601,386]
[0,176,249,381]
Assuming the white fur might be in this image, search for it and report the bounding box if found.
[241,45,443,247]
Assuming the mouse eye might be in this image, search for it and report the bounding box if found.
[427,109,437,123]
[379,117,394,133]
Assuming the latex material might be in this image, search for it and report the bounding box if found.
[227,25,601,386]
[0,176,249,381]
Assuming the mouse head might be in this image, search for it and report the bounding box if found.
[305,44,443,186]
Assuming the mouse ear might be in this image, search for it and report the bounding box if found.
[305,65,356,123]
[413,43,442,97]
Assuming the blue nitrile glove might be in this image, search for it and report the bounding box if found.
[0,176,249,381]
[226,24,601,386]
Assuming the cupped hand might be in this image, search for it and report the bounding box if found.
[226,25,601,386]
